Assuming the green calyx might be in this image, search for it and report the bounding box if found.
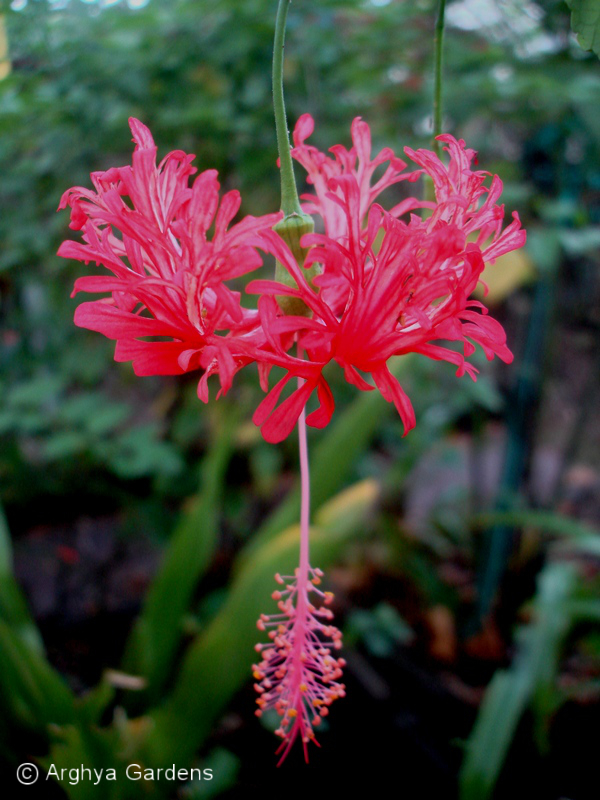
[274,211,320,317]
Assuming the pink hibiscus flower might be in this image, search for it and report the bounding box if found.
[58,118,281,401]
[247,117,526,443]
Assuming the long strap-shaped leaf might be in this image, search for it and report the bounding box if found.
[0,502,44,653]
[122,407,237,701]
[0,618,75,732]
[472,509,599,542]
[0,504,76,764]
[459,562,578,800]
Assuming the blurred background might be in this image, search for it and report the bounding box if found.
[0,0,599,798]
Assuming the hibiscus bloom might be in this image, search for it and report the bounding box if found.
[248,117,526,443]
[58,118,280,401]
[59,116,525,446]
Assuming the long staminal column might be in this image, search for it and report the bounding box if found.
[253,393,346,764]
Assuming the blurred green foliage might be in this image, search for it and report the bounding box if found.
[566,0,600,56]
[0,1,599,798]
[460,538,600,800]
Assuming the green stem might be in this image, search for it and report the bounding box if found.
[433,0,447,156]
[273,0,302,216]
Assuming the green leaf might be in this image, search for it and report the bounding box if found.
[7,375,64,407]
[75,679,116,727]
[122,411,237,701]
[42,430,89,461]
[0,619,75,732]
[40,724,122,800]
[558,226,600,255]
[460,669,532,800]
[0,503,44,653]
[345,602,414,657]
[471,508,599,541]
[566,0,600,58]
[460,562,578,800]
[139,479,379,769]
[105,424,184,479]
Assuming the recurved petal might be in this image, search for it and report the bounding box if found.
[74,301,187,340]
[260,380,316,444]
[372,366,416,436]
[114,339,190,375]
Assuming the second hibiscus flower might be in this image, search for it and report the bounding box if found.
[249,114,526,442]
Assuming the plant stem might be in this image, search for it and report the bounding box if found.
[297,386,311,588]
[433,0,447,156]
[273,0,303,216]
[296,340,311,597]
[292,363,311,746]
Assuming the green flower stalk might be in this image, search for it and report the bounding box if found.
[272,0,319,315]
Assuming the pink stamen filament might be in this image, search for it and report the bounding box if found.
[253,355,345,764]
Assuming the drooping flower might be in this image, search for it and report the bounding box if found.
[58,118,281,401]
[253,566,345,764]
[247,117,526,443]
